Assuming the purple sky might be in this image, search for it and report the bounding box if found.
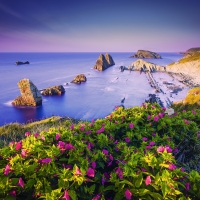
[0,0,200,52]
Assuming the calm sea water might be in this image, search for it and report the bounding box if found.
[0,52,183,126]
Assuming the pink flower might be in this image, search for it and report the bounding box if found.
[102,149,108,155]
[116,167,123,179]
[125,189,132,200]
[63,190,70,200]
[142,137,148,141]
[86,168,95,177]
[149,141,155,146]
[162,107,166,111]
[57,141,66,152]
[75,167,82,176]
[91,161,96,169]
[125,137,130,143]
[165,146,172,153]
[197,133,200,137]
[9,190,16,198]
[192,110,196,115]
[184,119,189,124]
[34,133,39,138]
[147,115,151,120]
[129,123,134,129]
[185,182,190,191]
[168,163,177,170]
[157,146,165,153]
[18,177,25,188]
[65,143,75,150]
[153,116,159,122]
[145,175,151,186]
[70,124,74,130]
[25,132,30,137]
[183,110,186,112]
[56,133,60,140]
[96,127,104,134]
[21,149,28,158]
[4,164,11,175]
[41,135,45,141]
[16,141,22,150]
[146,145,151,149]
[92,194,101,200]
[38,158,52,164]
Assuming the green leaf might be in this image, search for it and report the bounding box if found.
[161,182,170,197]
[135,173,143,188]
[98,161,105,169]
[138,189,150,196]
[69,189,78,200]
[149,192,163,200]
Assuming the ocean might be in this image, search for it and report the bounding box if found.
[0,52,183,126]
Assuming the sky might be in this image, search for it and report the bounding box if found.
[0,0,200,52]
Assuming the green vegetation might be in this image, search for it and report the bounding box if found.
[185,47,200,54]
[172,87,200,111]
[1,103,200,199]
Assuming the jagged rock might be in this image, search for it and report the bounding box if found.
[126,59,165,72]
[12,79,42,106]
[15,61,30,65]
[94,53,115,71]
[41,85,65,95]
[71,74,87,84]
[130,50,162,59]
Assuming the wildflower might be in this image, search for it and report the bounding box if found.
[125,189,132,200]
[92,194,101,200]
[65,143,75,150]
[9,141,15,147]
[63,164,72,170]
[149,141,155,146]
[152,133,156,136]
[116,167,123,179]
[86,168,95,177]
[55,133,60,141]
[16,141,22,151]
[102,149,108,155]
[157,146,165,153]
[146,145,151,149]
[63,190,70,200]
[162,107,166,111]
[91,119,95,123]
[153,116,159,122]
[102,176,106,185]
[34,133,39,138]
[125,137,130,143]
[70,124,74,130]
[38,158,52,164]
[18,177,25,188]
[4,164,11,175]
[192,110,196,115]
[114,140,118,144]
[109,154,113,161]
[158,112,164,118]
[185,182,190,191]
[96,127,104,134]
[181,168,185,172]
[25,132,30,137]
[57,141,66,152]
[142,137,148,141]
[21,149,28,158]
[184,119,189,124]
[91,161,96,169]
[9,190,16,198]
[141,168,147,172]
[41,135,45,141]
[129,123,134,129]
[80,124,85,131]
[183,110,186,112]
[173,148,178,153]
[168,163,177,170]
[145,176,151,186]
[147,115,151,120]
[165,146,173,153]
[85,130,92,135]
[75,167,82,176]
[197,133,200,137]
[152,105,155,109]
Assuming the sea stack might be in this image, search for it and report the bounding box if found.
[41,85,65,95]
[94,53,115,71]
[71,74,87,84]
[131,50,162,59]
[12,79,42,106]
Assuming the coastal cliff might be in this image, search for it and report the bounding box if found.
[130,50,162,59]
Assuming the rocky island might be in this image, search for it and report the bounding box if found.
[130,50,162,59]
[15,61,30,65]
[41,85,65,95]
[94,53,115,71]
[12,78,42,106]
[71,74,87,84]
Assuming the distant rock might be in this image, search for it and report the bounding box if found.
[41,85,65,95]
[15,61,30,65]
[130,50,162,59]
[71,74,87,84]
[12,79,42,106]
[94,53,115,71]
[126,59,165,72]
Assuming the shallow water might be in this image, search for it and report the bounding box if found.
[0,52,183,125]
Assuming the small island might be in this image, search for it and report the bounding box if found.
[130,50,162,59]
[15,61,30,65]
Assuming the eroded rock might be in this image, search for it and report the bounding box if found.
[41,85,65,95]
[131,50,162,59]
[71,74,87,84]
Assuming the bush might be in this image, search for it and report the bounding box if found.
[0,103,200,199]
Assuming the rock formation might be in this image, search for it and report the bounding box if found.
[71,74,87,84]
[15,61,30,65]
[94,53,115,71]
[130,50,162,59]
[126,59,165,72]
[12,79,42,106]
[180,47,200,55]
[41,85,65,95]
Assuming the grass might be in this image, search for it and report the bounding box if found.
[0,116,80,148]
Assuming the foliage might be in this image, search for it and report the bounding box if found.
[0,103,200,199]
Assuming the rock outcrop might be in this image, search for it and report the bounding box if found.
[94,53,115,71]
[12,79,42,106]
[131,50,162,59]
[180,47,200,55]
[41,85,65,95]
[126,59,165,72]
[71,74,87,84]
[15,61,30,65]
